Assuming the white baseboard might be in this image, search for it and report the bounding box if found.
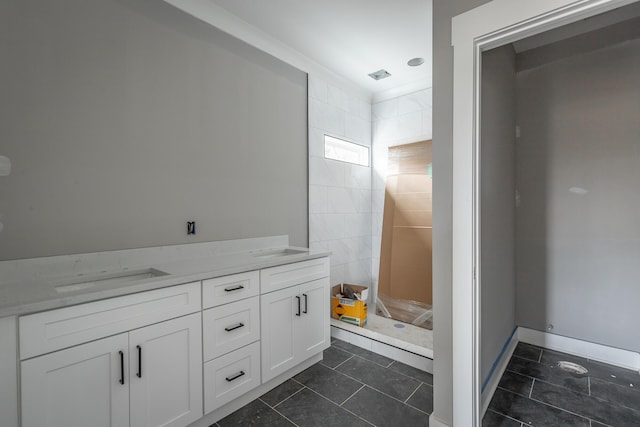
[481,331,518,417]
[517,327,640,371]
[428,413,451,427]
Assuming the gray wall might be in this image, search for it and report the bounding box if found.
[480,45,517,383]
[432,0,492,424]
[515,39,640,353]
[0,0,308,261]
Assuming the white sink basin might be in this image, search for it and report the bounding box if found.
[53,268,169,293]
[251,248,308,259]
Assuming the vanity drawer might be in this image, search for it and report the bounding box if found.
[19,282,201,360]
[203,296,260,361]
[204,341,261,414]
[260,257,330,294]
[202,271,259,309]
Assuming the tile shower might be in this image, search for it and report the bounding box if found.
[308,74,433,349]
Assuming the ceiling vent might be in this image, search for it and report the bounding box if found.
[368,69,391,80]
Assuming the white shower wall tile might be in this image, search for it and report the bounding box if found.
[348,96,371,120]
[330,264,346,288]
[345,259,372,285]
[346,164,372,190]
[372,97,399,120]
[372,257,380,279]
[397,111,423,140]
[373,117,400,144]
[422,108,433,139]
[372,190,384,214]
[308,74,373,287]
[353,189,372,214]
[309,127,325,158]
[326,240,350,265]
[398,89,432,115]
[372,214,383,238]
[345,214,372,238]
[327,187,357,214]
[309,98,346,136]
[309,156,346,187]
[346,115,371,144]
[308,76,328,103]
[327,84,349,111]
[309,185,328,214]
[309,213,346,243]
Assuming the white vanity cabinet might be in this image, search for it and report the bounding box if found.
[202,271,261,414]
[19,283,203,427]
[260,258,330,382]
[10,253,331,427]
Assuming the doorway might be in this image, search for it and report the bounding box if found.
[451,0,640,425]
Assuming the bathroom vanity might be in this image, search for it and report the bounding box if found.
[0,237,330,427]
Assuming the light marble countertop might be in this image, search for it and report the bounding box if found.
[0,236,330,318]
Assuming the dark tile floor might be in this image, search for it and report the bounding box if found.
[484,342,640,426]
[212,338,433,426]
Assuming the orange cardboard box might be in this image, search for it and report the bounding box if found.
[331,284,368,327]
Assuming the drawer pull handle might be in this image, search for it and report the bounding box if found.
[296,295,301,316]
[303,293,308,314]
[224,285,244,292]
[119,350,125,385]
[137,345,142,378]
[225,371,245,382]
[224,323,245,332]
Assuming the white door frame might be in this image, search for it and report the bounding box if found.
[450,0,639,425]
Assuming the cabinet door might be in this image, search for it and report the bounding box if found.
[296,278,330,360]
[21,333,129,427]
[129,313,203,427]
[260,286,299,382]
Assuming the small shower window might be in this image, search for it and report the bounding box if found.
[324,135,369,167]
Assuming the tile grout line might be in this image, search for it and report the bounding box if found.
[489,409,525,426]
[304,385,376,426]
[528,395,604,425]
[264,384,307,409]
[257,395,302,427]
[507,367,593,398]
[330,354,354,370]
[332,368,429,413]
[404,382,422,404]
[340,384,366,406]
[529,378,535,399]
[271,405,302,427]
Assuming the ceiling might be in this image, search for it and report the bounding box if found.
[165,0,432,101]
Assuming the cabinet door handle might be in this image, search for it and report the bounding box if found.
[225,371,245,382]
[224,323,245,332]
[136,345,142,378]
[295,295,301,316]
[119,350,125,385]
[224,285,244,292]
[303,293,308,314]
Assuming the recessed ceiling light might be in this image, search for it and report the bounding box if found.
[368,69,391,80]
[407,57,425,67]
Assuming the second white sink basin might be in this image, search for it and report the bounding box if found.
[53,268,169,293]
